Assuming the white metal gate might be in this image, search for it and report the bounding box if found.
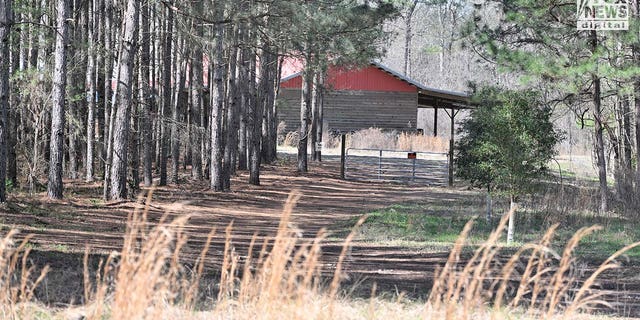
[344,148,449,186]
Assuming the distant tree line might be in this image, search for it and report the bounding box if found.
[0,0,398,201]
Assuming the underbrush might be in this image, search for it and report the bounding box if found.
[0,190,638,319]
[280,127,449,153]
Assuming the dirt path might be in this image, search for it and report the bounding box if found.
[1,156,640,316]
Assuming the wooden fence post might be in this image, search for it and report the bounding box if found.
[340,134,346,179]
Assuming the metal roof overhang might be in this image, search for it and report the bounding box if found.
[417,90,472,110]
[369,61,473,110]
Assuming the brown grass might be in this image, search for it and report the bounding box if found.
[281,127,449,153]
[0,192,637,319]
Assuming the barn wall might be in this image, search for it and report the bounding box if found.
[278,88,418,133]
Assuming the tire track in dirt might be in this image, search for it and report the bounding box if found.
[1,158,639,316]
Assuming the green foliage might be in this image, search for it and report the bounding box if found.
[358,204,492,244]
[5,179,14,194]
[466,0,640,96]
[284,0,399,72]
[455,87,563,197]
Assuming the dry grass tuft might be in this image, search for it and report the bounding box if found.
[0,231,49,319]
[0,191,637,319]
[347,128,448,152]
[427,206,640,319]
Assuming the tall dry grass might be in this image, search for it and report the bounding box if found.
[349,128,448,152]
[0,192,638,319]
[280,127,449,153]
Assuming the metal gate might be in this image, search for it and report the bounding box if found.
[344,148,449,186]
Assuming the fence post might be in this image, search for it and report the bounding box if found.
[340,134,346,179]
[378,150,383,180]
[412,157,416,181]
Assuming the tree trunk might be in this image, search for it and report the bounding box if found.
[310,73,318,161]
[170,37,185,184]
[634,0,640,203]
[108,0,138,200]
[190,1,204,180]
[68,105,78,179]
[48,0,69,200]
[209,4,225,191]
[237,39,249,172]
[7,6,17,189]
[249,49,263,185]
[158,0,173,186]
[315,73,324,162]
[85,0,96,182]
[237,82,248,170]
[403,0,417,76]
[28,0,38,68]
[102,0,114,178]
[0,0,11,202]
[297,67,312,173]
[591,31,607,214]
[622,97,632,192]
[222,29,241,190]
[261,53,278,164]
[139,0,153,187]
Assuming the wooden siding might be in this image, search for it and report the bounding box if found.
[278,88,418,133]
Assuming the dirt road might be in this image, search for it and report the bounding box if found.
[1,156,639,316]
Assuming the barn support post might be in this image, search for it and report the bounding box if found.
[433,107,438,137]
[411,157,416,181]
[340,134,346,179]
[446,108,459,187]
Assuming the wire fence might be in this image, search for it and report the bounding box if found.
[344,148,449,186]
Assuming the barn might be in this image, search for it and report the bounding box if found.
[277,61,471,135]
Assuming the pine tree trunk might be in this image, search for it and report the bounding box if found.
[0,0,11,202]
[190,1,204,180]
[248,50,262,185]
[237,38,248,172]
[310,73,318,161]
[315,73,324,162]
[238,92,248,171]
[634,0,640,201]
[68,104,78,179]
[85,0,96,182]
[28,0,38,68]
[139,0,153,187]
[209,5,225,191]
[622,97,632,190]
[170,37,185,184]
[591,31,607,214]
[108,0,138,200]
[102,0,114,178]
[223,30,241,190]
[261,53,278,164]
[297,67,312,173]
[8,12,18,188]
[130,79,140,192]
[158,1,173,186]
[48,0,69,200]
[403,0,417,76]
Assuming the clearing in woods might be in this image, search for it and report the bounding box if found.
[1,155,640,316]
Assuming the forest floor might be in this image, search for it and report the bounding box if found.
[1,154,640,317]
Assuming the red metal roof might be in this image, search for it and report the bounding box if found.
[281,64,417,93]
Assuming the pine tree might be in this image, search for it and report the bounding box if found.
[48,0,70,200]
